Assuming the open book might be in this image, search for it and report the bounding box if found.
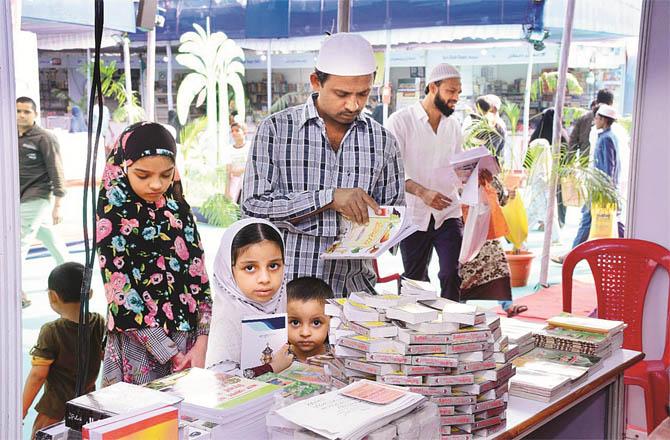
[450,146,500,185]
[321,206,417,259]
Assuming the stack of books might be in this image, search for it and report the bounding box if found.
[268,379,428,440]
[64,381,182,432]
[499,317,545,355]
[82,404,179,439]
[509,346,603,402]
[143,368,281,439]
[257,362,330,400]
[323,289,517,438]
[534,313,626,358]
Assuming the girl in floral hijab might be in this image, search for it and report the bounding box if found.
[96,122,211,385]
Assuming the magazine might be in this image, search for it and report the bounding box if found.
[240,313,288,371]
[321,206,417,259]
[449,147,500,185]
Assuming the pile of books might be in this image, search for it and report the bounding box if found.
[267,379,430,440]
[324,287,518,438]
[143,368,281,439]
[499,317,544,356]
[509,314,624,402]
[534,313,626,358]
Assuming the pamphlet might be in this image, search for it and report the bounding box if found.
[240,313,288,371]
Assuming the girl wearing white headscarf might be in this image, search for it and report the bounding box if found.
[205,218,293,377]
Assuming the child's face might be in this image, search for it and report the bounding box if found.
[232,240,284,303]
[287,299,330,361]
[127,155,175,203]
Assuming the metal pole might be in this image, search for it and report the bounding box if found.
[521,44,534,168]
[337,0,350,33]
[123,36,133,118]
[146,28,156,121]
[166,42,173,111]
[383,28,391,123]
[539,0,576,287]
[266,40,272,115]
[86,48,91,111]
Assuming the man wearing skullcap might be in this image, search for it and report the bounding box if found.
[242,33,405,296]
[385,63,465,301]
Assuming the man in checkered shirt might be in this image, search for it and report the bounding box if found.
[241,33,405,296]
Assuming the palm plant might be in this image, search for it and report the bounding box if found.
[530,71,584,101]
[500,99,521,136]
[176,23,245,164]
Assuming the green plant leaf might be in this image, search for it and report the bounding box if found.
[176,72,207,124]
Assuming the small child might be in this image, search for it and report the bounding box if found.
[287,277,333,362]
[22,262,106,438]
[206,219,294,378]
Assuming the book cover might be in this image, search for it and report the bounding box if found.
[513,347,601,380]
[82,405,178,440]
[65,382,182,431]
[240,313,288,371]
[385,303,439,325]
[547,313,625,336]
[321,206,418,259]
[255,372,324,399]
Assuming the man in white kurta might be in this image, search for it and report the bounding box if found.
[385,64,464,301]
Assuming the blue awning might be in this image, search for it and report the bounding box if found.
[136,0,539,41]
[21,0,136,33]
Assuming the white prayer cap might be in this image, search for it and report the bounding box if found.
[596,104,618,120]
[315,33,376,76]
[426,63,461,85]
[485,94,502,110]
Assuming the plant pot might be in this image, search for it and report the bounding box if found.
[506,250,535,287]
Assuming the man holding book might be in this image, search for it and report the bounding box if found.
[385,64,466,301]
[242,33,405,295]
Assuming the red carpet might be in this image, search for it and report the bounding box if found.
[495,280,598,323]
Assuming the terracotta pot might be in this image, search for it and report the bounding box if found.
[506,250,535,287]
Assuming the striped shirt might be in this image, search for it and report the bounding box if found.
[242,94,405,295]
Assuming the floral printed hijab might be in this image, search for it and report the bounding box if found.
[96,122,211,333]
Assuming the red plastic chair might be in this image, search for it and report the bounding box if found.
[373,259,401,294]
[562,238,670,433]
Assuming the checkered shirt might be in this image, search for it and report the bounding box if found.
[241,94,405,296]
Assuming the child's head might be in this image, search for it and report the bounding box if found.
[47,262,90,312]
[120,122,179,204]
[231,222,285,303]
[286,277,333,360]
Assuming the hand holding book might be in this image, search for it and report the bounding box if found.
[330,188,382,224]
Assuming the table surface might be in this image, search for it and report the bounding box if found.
[496,348,645,439]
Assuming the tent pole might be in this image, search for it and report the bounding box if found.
[337,0,350,33]
[539,0,576,287]
[383,28,391,123]
[146,27,156,121]
[123,35,133,119]
[166,41,173,111]
[521,44,534,168]
[266,40,272,115]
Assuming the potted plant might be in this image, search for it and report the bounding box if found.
[499,99,527,192]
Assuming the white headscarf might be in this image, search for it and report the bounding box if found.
[205,218,287,367]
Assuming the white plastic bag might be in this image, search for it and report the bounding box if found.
[459,165,491,264]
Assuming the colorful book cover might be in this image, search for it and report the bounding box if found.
[547,313,625,335]
[255,372,323,399]
[512,347,601,380]
[341,380,406,404]
[82,406,179,440]
[240,313,288,371]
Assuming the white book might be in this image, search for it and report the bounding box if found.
[406,314,460,334]
[321,206,418,260]
[449,146,500,185]
[343,299,384,322]
[400,279,439,301]
[349,291,414,310]
[385,303,439,325]
[240,313,288,371]
[325,298,347,317]
[420,298,479,325]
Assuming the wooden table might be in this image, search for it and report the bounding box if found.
[494,349,644,439]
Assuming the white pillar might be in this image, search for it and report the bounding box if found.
[0,1,23,437]
[266,40,272,114]
[166,42,174,111]
[383,28,391,123]
[539,0,575,287]
[146,28,156,121]
[123,36,133,118]
[521,44,534,161]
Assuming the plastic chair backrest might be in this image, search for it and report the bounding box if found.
[562,238,670,360]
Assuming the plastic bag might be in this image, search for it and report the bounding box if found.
[459,187,491,264]
[589,202,617,239]
[501,194,528,250]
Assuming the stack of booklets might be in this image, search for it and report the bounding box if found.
[268,380,427,440]
[534,313,626,358]
[400,278,440,301]
[509,347,603,402]
[323,291,516,438]
[320,206,418,259]
[257,362,330,400]
[143,368,281,439]
[82,403,179,439]
[64,381,182,431]
[35,422,80,440]
[500,317,545,355]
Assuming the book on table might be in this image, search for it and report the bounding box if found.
[240,312,288,371]
[512,347,602,382]
[547,312,626,337]
[321,206,418,259]
[82,404,179,440]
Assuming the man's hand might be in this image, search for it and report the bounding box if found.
[419,188,452,210]
[331,188,381,224]
[52,205,63,225]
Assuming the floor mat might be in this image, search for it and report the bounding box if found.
[494,280,597,323]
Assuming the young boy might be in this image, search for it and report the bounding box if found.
[23,262,106,438]
[287,277,333,362]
